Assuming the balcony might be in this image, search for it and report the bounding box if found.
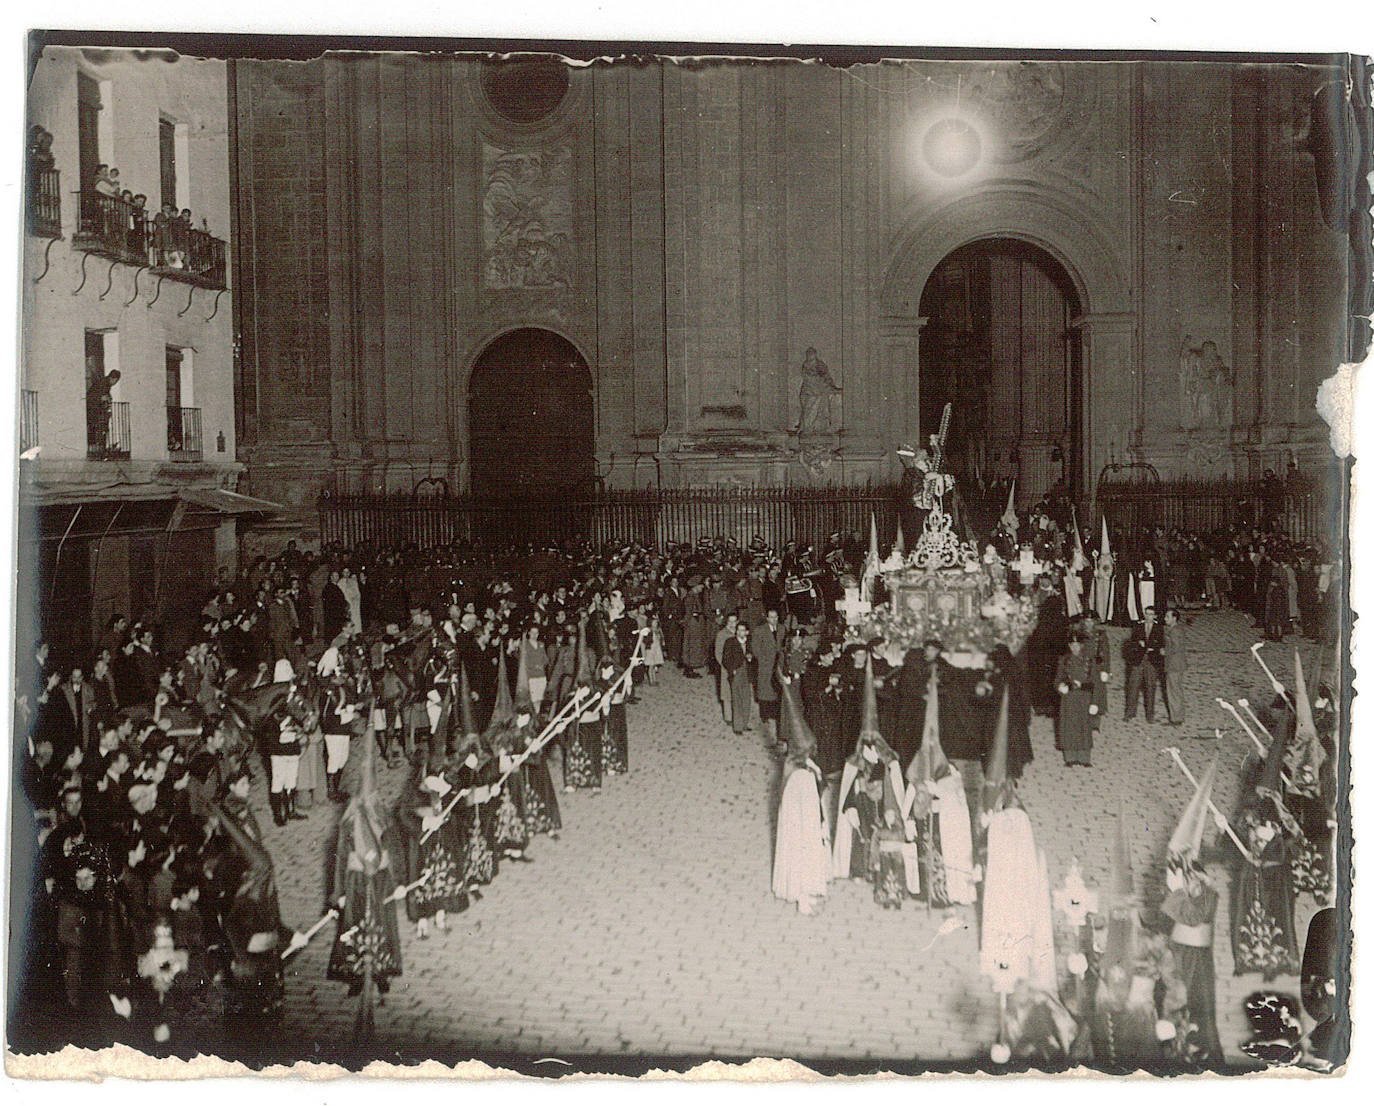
[27,167,61,238]
[74,190,227,290]
[20,390,38,454]
[87,400,131,461]
[167,406,203,462]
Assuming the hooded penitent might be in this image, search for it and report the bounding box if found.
[908,666,976,906]
[484,650,515,740]
[1288,649,1326,794]
[980,783,1055,995]
[328,722,402,992]
[1099,798,1139,980]
[1166,756,1219,868]
[573,619,594,688]
[778,675,815,758]
[982,685,1012,814]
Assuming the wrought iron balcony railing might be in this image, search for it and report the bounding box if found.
[74,190,227,289]
[167,405,203,462]
[27,166,61,238]
[87,399,131,461]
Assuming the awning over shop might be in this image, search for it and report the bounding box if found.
[176,487,284,517]
[17,482,285,543]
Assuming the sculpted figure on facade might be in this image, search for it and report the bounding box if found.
[1179,335,1234,431]
[796,347,842,435]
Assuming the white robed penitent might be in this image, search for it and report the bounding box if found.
[772,677,831,908]
[906,668,977,905]
[981,807,1057,995]
[1064,519,1086,617]
[772,763,831,906]
[979,688,1056,994]
[1090,516,1115,621]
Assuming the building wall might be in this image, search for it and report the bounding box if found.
[23,47,238,476]
[20,46,244,649]
[231,54,1355,527]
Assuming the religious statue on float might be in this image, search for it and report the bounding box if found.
[852,402,1046,659]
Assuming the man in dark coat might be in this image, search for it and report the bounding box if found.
[1123,607,1166,723]
[321,569,350,644]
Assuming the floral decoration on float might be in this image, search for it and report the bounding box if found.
[850,479,1051,660]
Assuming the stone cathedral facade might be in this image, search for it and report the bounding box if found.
[229,53,1360,521]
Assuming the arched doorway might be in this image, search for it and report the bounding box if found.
[467,328,594,497]
[918,238,1084,516]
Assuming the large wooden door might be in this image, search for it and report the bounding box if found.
[468,329,594,497]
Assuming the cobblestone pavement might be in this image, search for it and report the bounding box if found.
[267,612,1330,1068]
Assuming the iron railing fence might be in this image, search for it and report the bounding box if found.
[320,483,908,553]
[1097,475,1340,553]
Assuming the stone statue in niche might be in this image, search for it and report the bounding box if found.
[1178,335,1234,430]
[482,143,573,290]
[796,348,842,435]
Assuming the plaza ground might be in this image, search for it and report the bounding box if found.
[267,610,1326,1070]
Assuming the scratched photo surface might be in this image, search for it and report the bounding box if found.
[8,30,1364,1077]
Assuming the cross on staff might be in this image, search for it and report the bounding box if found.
[932,401,952,472]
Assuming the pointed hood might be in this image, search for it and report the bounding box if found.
[918,666,951,779]
[1167,755,1218,864]
[778,676,816,756]
[982,685,1011,811]
[513,639,535,715]
[1071,516,1086,571]
[573,619,594,686]
[907,667,952,817]
[458,663,479,737]
[1290,649,1326,783]
[1100,516,1112,563]
[1001,481,1018,532]
[1098,800,1140,987]
[867,512,880,564]
[339,723,388,873]
[358,708,380,804]
[893,519,906,558]
[484,651,515,738]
